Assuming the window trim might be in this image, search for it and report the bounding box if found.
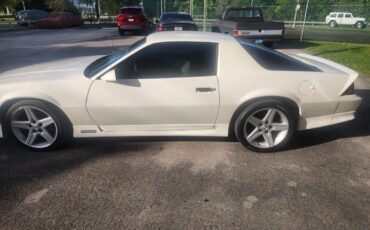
[111,41,219,80]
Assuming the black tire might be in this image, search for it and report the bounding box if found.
[329,21,337,28]
[211,26,221,33]
[4,100,71,151]
[118,28,125,36]
[355,21,364,29]
[263,41,274,48]
[234,100,297,152]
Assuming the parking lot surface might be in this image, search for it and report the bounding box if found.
[0,28,370,230]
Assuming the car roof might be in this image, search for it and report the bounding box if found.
[146,31,236,44]
[162,12,190,15]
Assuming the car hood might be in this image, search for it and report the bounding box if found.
[0,55,103,83]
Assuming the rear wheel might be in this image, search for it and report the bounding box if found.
[329,21,337,28]
[211,26,221,33]
[355,21,364,29]
[234,100,297,152]
[5,100,71,151]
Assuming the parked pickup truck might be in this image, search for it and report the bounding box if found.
[211,7,284,47]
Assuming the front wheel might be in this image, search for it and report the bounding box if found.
[234,100,297,152]
[5,100,71,151]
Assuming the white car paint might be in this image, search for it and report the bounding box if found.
[0,32,362,140]
[325,12,367,27]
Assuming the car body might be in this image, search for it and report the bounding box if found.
[116,6,149,35]
[15,10,48,25]
[157,12,198,32]
[36,12,83,29]
[212,7,284,47]
[325,12,368,28]
[0,32,361,152]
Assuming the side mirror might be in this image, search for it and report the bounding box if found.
[100,69,116,82]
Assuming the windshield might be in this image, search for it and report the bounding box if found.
[84,38,146,78]
[161,13,193,22]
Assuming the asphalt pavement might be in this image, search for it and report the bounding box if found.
[0,28,369,230]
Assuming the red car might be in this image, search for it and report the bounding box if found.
[116,6,149,35]
[36,12,83,29]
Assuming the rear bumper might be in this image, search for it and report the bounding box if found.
[119,25,146,30]
[298,95,362,130]
[238,35,283,42]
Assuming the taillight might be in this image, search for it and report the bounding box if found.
[232,30,239,36]
[342,83,355,96]
[157,25,164,32]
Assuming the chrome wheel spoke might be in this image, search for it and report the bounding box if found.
[25,131,37,146]
[247,128,262,142]
[40,129,54,144]
[11,121,31,129]
[24,107,37,122]
[271,123,289,131]
[263,132,274,147]
[39,117,54,127]
[264,108,276,123]
[247,116,261,127]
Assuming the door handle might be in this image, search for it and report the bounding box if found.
[196,87,216,93]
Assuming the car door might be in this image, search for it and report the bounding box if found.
[343,13,353,25]
[86,42,220,132]
[337,13,344,24]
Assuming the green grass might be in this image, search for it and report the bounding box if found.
[304,41,370,76]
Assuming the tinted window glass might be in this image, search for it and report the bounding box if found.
[237,38,321,72]
[84,38,146,78]
[338,13,344,18]
[115,42,218,79]
[330,13,336,17]
[161,13,193,22]
[120,8,143,14]
[226,8,262,20]
[345,14,351,18]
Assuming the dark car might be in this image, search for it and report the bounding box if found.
[211,7,284,47]
[116,6,149,35]
[15,10,48,25]
[157,12,198,32]
[36,12,83,29]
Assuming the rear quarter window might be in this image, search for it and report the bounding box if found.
[237,38,321,72]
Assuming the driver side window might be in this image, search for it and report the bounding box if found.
[115,42,218,79]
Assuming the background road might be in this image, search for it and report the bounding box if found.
[0,29,370,229]
[285,27,370,44]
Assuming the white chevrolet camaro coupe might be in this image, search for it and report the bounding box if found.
[0,32,361,152]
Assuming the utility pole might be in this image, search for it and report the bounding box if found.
[293,0,300,28]
[203,0,207,31]
[300,0,309,41]
[160,0,163,15]
[251,0,254,7]
[22,0,26,10]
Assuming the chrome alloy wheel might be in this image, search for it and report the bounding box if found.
[10,106,58,149]
[244,108,289,149]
